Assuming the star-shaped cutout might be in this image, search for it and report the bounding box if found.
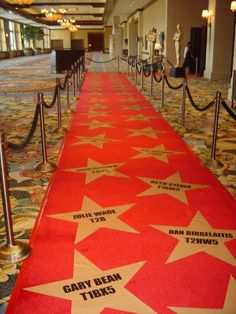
[89,98,105,103]
[88,104,108,110]
[63,158,127,184]
[122,105,142,111]
[87,111,108,118]
[71,134,116,149]
[138,172,208,204]
[127,127,165,139]
[126,114,151,122]
[132,144,184,163]
[151,211,236,265]
[48,197,138,242]
[25,251,155,314]
[168,276,236,313]
[88,120,114,130]
[120,97,136,102]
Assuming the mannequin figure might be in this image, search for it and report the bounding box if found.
[173,24,182,67]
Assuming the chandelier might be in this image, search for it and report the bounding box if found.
[58,17,77,29]
[58,19,72,28]
[69,25,80,32]
[14,0,34,4]
[41,8,67,22]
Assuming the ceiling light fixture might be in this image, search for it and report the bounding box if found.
[14,0,34,5]
[41,8,67,22]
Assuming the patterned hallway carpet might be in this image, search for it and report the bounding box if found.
[0,52,236,312]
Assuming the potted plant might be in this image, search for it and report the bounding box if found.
[21,25,44,56]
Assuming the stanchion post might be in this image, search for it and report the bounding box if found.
[53,79,67,134]
[75,61,79,89]
[150,64,154,97]
[127,57,129,77]
[71,65,76,97]
[117,55,120,73]
[211,91,221,161]
[205,91,224,169]
[135,58,138,84]
[161,71,165,107]
[195,57,198,77]
[65,72,73,114]
[0,133,31,263]
[181,77,187,128]
[77,59,81,86]
[140,60,144,91]
[82,55,85,75]
[34,94,57,173]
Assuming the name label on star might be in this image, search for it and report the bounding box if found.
[73,209,116,223]
[168,229,233,245]
[76,165,118,174]
[63,273,122,301]
[150,180,191,190]
[140,149,174,156]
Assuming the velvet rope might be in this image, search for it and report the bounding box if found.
[7,103,40,150]
[120,56,128,62]
[164,75,183,89]
[143,67,151,77]
[153,70,162,83]
[167,59,174,67]
[42,85,59,109]
[185,85,215,111]
[221,100,236,120]
[59,75,69,91]
[86,56,117,63]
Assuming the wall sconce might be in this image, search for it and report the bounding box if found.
[202,9,213,27]
[230,1,236,75]
[231,1,236,12]
[154,43,162,55]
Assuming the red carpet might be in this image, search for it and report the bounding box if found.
[7,73,236,314]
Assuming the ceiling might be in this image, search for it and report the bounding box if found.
[0,0,152,28]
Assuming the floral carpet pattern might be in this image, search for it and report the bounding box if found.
[0,52,236,312]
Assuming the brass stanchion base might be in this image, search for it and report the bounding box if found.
[64,108,74,114]
[52,126,67,135]
[34,161,57,173]
[205,159,224,170]
[178,127,190,136]
[0,241,31,263]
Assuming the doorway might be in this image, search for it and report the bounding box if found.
[71,39,84,50]
[87,33,104,52]
[190,26,207,76]
[51,40,63,49]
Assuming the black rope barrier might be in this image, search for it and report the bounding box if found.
[143,64,151,77]
[221,100,236,120]
[167,59,174,67]
[164,75,183,89]
[59,75,69,91]
[7,103,40,150]
[186,85,215,111]
[153,70,162,83]
[42,85,59,109]
[120,56,128,62]
[86,56,117,63]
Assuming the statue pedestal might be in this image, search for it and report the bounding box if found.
[170,67,185,78]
